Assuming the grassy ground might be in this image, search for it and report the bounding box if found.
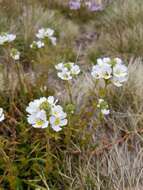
[0,0,143,189]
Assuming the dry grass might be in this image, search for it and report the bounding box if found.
[88,0,143,60]
[0,0,143,190]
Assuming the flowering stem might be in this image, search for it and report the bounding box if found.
[3,46,11,91]
[66,81,73,104]
[15,61,26,95]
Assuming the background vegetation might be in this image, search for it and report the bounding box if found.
[0,0,143,189]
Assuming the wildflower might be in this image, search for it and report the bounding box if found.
[30,41,44,49]
[10,48,20,60]
[91,59,112,80]
[97,99,110,115]
[0,108,4,122]
[27,110,49,128]
[51,105,67,118]
[71,64,80,75]
[112,61,128,87]
[112,76,128,87]
[36,28,56,45]
[69,0,81,10]
[36,28,54,39]
[0,33,16,45]
[55,62,64,70]
[91,57,128,87]
[55,62,80,80]
[113,62,128,78]
[49,115,67,132]
[86,2,103,12]
[6,34,16,42]
[26,96,67,131]
[57,69,72,80]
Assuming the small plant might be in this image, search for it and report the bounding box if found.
[97,98,110,115]
[30,27,57,49]
[10,48,20,60]
[55,61,80,105]
[91,57,128,117]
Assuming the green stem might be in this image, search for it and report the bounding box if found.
[66,81,73,104]
[15,61,26,95]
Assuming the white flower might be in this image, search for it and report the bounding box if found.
[57,70,72,80]
[97,98,104,106]
[97,98,110,115]
[27,110,49,128]
[71,64,80,75]
[36,28,47,39]
[112,76,128,87]
[36,41,45,48]
[36,28,56,45]
[101,109,110,115]
[7,34,16,42]
[51,105,67,118]
[26,96,67,131]
[113,63,128,78]
[10,48,20,60]
[91,57,128,87]
[55,63,64,70]
[0,108,4,122]
[97,57,111,66]
[55,62,80,80]
[49,116,67,132]
[26,99,43,115]
[0,36,8,45]
[91,64,112,80]
[36,28,54,39]
[30,41,44,49]
[112,62,128,87]
[47,96,58,106]
[0,33,16,45]
[114,57,123,65]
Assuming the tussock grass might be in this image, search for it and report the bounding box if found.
[89,0,143,60]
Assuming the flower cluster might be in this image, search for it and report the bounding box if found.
[30,41,44,49]
[97,99,110,115]
[55,62,80,80]
[69,0,81,10]
[69,0,103,11]
[85,1,103,11]
[91,57,128,87]
[0,108,4,122]
[10,48,20,60]
[30,28,56,49]
[26,96,67,132]
[0,33,16,45]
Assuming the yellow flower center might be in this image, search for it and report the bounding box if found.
[36,120,44,127]
[54,118,60,126]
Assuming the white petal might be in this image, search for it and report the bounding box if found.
[50,37,56,45]
[60,119,68,126]
[52,125,62,132]
[101,109,110,115]
[49,116,56,124]
[0,114,4,122]
[41,121,49,128]
[47,96,55,105]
